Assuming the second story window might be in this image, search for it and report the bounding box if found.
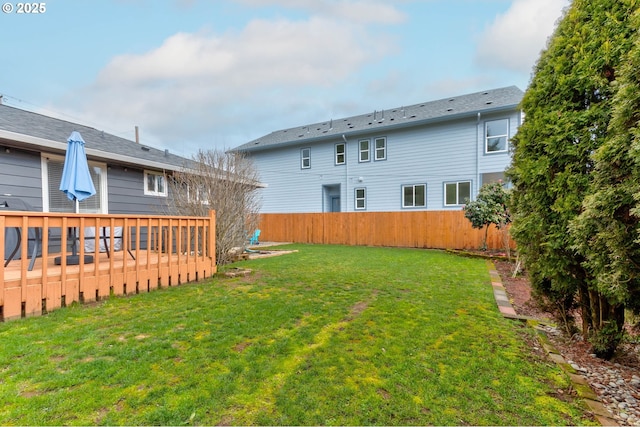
[359,139,370,162]
[335,143,345,165]
[485,119,509,153]
[374,137,386,160]
[301,147,311,169]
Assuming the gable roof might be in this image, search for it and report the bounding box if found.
[0,103,193,172]
[234,85,524,153]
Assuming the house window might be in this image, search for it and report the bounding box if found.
[301,148,311,169]
[402,184,426,208]
[355,187,366,210]
[481,172,505,186]
[485,119,509,153]
[374,137,386,161]
[335,143,345,165]
[445,181,471,206]
[41,155,107,213]
[359,139,370,162]
[144,170,168,197]
[185,182,210,205]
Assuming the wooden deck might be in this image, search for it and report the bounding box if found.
[1,211,216,321]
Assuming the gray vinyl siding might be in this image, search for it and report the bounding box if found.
[251,112,519,213]
[254,146,320,213]
[106,165,170,215]
[0,147,172,215]
[0,148,43,209]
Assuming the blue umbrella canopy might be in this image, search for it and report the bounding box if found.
[59,131,96,203]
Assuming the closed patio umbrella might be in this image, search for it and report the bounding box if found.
[60,131,96,205]
[55,131,97,265]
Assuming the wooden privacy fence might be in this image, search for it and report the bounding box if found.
[258,211,513,250]
[1,211,216,321]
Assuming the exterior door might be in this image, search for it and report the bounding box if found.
[331,196,341,212]
[323,184,341,212]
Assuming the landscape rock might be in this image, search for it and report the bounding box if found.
[494,260,640,426]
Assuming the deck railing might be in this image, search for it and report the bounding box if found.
[1,210,216,321]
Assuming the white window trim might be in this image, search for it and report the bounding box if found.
[186,183,210,206]
[374,137,387,161]
[402,184,427,208]
[144,170,168,197]
[301,147,311,169]
[359,139,370,162]
[41,154,108,213]
[444,181,472,207]
[335,143,346,165]
[354,187,366,210]
[485,119,509,154]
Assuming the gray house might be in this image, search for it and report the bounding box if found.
[234,86,524,213]
[0,103,193,214]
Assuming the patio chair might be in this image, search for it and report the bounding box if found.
[84,226,135,260]
[248,229,261,246]
[1,196,41,271]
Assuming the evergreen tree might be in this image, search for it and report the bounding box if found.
[506,0,638,358]
[569,10,640,358]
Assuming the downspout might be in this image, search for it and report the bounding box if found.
[343,134,349,212]
[475,112,481,199]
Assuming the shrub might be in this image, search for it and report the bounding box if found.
[463,182,510,250]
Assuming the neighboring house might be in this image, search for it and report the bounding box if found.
[234,86,524,213]
[0,103,194,214]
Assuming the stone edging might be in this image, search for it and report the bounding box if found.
[486,260,619,426]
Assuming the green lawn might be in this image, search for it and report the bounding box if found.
[0,244,595,426]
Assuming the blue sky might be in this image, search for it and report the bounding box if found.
[1,0,569,156]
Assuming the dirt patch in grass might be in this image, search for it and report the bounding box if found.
[216,414,235,426]
[377,388,391,400]
[223,268,253,278]
[344,290,378,321]
[94,408,109,424]
[233,341,252,353]
[246,250,298,259]
[219,271,264,288]
[20,389,42,398]
[348,301,369,317]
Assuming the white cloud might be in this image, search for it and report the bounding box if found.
[475,0,570,73]
[237,0,407,24]
[79,8,399,154]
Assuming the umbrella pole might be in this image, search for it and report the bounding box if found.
[73,198,78,256]
[55,197,94,265]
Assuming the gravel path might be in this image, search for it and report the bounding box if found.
[541,325,640,426]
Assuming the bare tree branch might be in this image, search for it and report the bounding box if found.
[167,149,262,265]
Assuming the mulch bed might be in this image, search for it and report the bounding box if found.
[493,259,640,372]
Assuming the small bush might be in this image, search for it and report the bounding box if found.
[464,182,510,250]
[589,321,625,360]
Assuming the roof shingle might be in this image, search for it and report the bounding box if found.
[235,86,523,152]
[0,104,192,170]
